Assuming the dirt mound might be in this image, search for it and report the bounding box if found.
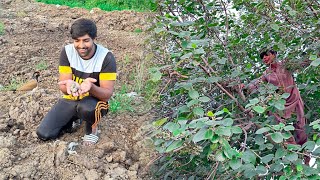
[0,1,154,179]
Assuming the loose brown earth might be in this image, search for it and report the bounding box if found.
[0,0,155,179]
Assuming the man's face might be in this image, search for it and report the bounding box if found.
[262,52,276,65]
[73,34,95,59]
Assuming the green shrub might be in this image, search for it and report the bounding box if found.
[0,22,5,35]
[36,0,156,12]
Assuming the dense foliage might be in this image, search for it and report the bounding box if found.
[36,0,156,11]
[149,0,320,179]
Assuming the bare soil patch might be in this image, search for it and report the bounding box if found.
[0,1,155,179]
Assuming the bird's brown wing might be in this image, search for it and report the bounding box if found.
[17,79,38,91]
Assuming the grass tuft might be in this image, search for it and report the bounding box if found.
[0,79,22,91]
[109,85,134,113]
[35,60,49,71]
[36,0,156,12]
[0,22,5,35]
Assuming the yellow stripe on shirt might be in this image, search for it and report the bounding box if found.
[100,73,117,80]
[59,66,72,74]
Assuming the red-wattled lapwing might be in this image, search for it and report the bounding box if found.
[17,71,40,91]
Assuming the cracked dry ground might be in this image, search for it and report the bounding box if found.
[0,1,155,179]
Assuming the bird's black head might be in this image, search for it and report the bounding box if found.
[33,71,40,82]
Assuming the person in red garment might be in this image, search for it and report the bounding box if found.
[248,49,309,164]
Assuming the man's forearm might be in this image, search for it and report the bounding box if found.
[89,84,113,102]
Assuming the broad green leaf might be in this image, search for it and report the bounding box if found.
[255,127,270,134]
[178,105,190,113]
[223,108,231,114]
[180,52,193,59]
[283,125,295,131]
[181,82,193,90]
[181,41,189,48]
[154,138,165,146]
[194,48,205,54]
[165,140,183,152]
[199,96,210,102]
[229,159,242,170]
[271,23,279,31]
[215,127,232,137]
[275,99,285,110]
[192,127,207,143]
[275,148,287,159]
[168,30,179,35]
[266,143,274,150]
[261,154,274,164]
[312,147,320,156]
[178,31,191,38]
[270,162,284,172]
[222,118,233,126]
[310,54,318,61]
[215,150,226,161]
[193,107,204,117]
[273,124,282,131]
[231,126,242,134]
[245,98,259,108]
[163,122,180,133]
[285,153,298,162]
[207,111,214,117]
[214,110,224,116]
[302,141,316,151]
[253,106,265,113]
[171,21,194,26]
[255,134,265,145]
[296,164,303,171]
[310,58,320,66]
[256,165,268,175]
[205,129,213,139]
[172,129,183,136]
[153,117,168,127]
[154,28,163,33]
[249,98,259,105]
[242,150,256,164]
[187,99,199,107]
[288,10,296,16]
[188,90,199,99]
[271,132,284,143]
[218,58,227,65]
[287,144,301,151]
[281,93,290,99]
[150,69,162,82]
[243,164,256,178]
[210,135,219,143]
[224,148,238,159]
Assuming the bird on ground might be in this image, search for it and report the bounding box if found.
[17,71,40,91]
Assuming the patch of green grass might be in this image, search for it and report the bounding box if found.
[0,21,5,36]
[0,79,21,91]
[134,28,143,33]
[35,60,49,71]
[36,0,156,12]
[109,85,134,113]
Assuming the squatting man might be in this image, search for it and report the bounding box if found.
[36,18,117,146]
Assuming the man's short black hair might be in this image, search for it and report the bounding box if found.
[70,18,97,39]
[260,49,277,59]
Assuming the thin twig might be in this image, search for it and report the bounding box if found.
[206,162,220,180]
[144,154,163,172]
